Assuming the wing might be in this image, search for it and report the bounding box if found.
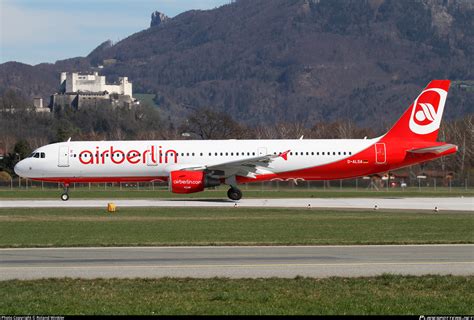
[407,144,457,155]
[180,150,290,179]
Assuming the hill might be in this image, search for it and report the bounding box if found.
[1,0,473,128]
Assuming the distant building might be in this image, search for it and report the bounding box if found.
[33,97,50,113]
[51,72,137,111]
[0,97,50,114]
[60,72,133,97]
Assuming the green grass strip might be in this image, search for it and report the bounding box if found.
[0,207,472,247]
[0,275,472,315]
[0,187,472,199]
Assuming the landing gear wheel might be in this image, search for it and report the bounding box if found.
[61,183,70,201]
[227,187,242,201]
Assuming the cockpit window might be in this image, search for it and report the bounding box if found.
[28,152,45,159]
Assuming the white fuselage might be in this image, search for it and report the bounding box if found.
[15,138,380,181]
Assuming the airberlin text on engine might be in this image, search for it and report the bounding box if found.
[77,146,178,165]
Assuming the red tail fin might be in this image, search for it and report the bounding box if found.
[382,80,450,142]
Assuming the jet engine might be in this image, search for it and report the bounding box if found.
[169,170,221,194]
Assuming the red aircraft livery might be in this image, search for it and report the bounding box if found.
[15,80,457,201]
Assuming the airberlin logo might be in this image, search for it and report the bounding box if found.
[174,179,201,185]
[78,146,178,165]
[409,88,447,135]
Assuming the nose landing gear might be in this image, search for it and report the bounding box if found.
[61,183,70,201]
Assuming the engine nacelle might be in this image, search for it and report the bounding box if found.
[169,170,221,194]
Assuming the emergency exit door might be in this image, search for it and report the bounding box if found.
[58,146,70,167]
[375,143,386,164]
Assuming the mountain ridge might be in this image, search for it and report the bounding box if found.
[1,0,472,127]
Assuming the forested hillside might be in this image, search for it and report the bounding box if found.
[1,0,473,127]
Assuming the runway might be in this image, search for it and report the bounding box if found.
[0,197,472,211]
[0,245,472,280]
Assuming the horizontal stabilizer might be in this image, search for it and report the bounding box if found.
[407,144,457,155]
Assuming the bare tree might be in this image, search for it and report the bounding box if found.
[180,108,246,139]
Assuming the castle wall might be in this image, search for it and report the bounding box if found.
[63,72,132,97]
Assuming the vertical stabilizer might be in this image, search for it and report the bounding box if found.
[382,80,450,142]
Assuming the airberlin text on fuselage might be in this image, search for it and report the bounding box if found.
[78,146,178,165]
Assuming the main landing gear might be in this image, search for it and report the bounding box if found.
[61,183,70,201]
[227,187,242,201]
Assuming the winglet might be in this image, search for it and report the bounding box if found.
[279,150,291,161]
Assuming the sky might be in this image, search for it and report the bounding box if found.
[0,0,229,65]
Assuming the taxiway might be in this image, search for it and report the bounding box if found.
[0,245,472,280]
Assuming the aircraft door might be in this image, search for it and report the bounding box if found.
[258,147,267,156]
[375,143,386,164]
[147,145,158,166]
[58,146,70,167]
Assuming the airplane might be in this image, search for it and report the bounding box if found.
[14,80,457,201]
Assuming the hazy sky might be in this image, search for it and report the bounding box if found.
[0,0,229,65]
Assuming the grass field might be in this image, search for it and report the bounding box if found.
[0,207,472,247]
[0,186,472,199]
[0,275,472,315]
